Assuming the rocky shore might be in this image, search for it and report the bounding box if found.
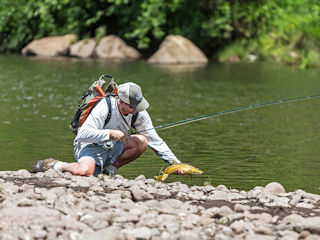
[0,169,319,240]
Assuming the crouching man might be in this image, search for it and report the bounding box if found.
[34,82,182,176]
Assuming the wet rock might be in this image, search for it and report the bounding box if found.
[148,35,208,64]
[95,35,140,60]
[70,39,96,58]
[22,34,76,57]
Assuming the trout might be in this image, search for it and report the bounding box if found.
[154,163,203,181]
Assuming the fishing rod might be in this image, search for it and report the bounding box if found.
[137,94,320,133]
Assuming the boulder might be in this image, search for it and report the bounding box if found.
[148,35,208,64]
[70,39,96,58]
[95,35,140,60]
[264,182,286,196]
[22,34,76,57]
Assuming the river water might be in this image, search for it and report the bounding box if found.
[0,54,319,194]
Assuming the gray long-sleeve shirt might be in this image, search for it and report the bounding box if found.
[74,97,180,164]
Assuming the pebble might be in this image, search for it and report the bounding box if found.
[0,169,319,239]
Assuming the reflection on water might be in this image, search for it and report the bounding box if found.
[0,55,319,194]
[149,63,207,73]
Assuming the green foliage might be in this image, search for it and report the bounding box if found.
[1,0,320,67]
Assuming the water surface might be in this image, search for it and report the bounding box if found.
[0,54,319,193]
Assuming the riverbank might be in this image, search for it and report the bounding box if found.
[0,169,319,239]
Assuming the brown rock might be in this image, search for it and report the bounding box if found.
[148,35,208,64]
[95,35,140,60]
[70,39,96,58]
[21,34,76,57]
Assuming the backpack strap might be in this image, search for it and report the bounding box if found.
[104,96,112,127]
[131,112,139,128]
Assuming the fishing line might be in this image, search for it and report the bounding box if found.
[137,94,320,133]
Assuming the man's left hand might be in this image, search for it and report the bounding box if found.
[175,169,184,175]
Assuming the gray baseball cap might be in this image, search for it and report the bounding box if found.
[117,82,149,112]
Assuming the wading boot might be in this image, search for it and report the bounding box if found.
[103,165,118,176]
[33,158,58,173]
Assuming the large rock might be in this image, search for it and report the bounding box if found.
[148,35,208,64]
[70,39,96,58]
[264,182,286,196]
[95,35,140,60]
[22,34,76,57]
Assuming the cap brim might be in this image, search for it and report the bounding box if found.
[135,98,149,112]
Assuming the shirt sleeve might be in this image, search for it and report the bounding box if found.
[75,98,110,143]
[133,111,181,164]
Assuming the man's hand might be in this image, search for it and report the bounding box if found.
[109,130,128,142]
[175,168,184,175]
[171,160,184,175]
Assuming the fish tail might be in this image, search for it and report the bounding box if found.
[161,174,169,181]
[154,175,162,181]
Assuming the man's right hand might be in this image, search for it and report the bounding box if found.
[109,130,128,142]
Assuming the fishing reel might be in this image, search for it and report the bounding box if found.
[103,140,115,151]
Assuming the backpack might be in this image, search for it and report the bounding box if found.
[70,74,118,134]
[70,74,139,134]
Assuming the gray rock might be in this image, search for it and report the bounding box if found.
[131,187,153,201]
[156,188,171,197]
[245,234,275,240]
[230,220,245,233]
[207,191,229,201]
[278,230,299,240]
[122,227,152,239]
[15,169,31,178]
[246,213,273,223]
[81,227,124,240]
[218,206,233,217]
[279,214,320,233]
[296,203,314,209]
[135,175,146,181]
[160,199,183,209]
[234,203,251,212]
[296,189,320,202]
[203,185,215,193]
[216,184,230,192]
[290,193,302,206]
[0,206,61,223]
[264,182,286,196]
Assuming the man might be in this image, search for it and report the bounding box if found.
[34,82,181,176]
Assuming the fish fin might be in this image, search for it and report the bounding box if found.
[154,175,161,181]
[161,174,169,181]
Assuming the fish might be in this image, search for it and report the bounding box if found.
[154,163,203,181]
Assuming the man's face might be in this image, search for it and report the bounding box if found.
[119,100,136,115]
